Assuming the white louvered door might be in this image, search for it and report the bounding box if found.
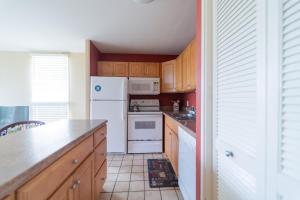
[267,0,300,199]
[213,0,266,199]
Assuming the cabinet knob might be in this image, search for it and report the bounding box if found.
[72,159,79,165]
[75,180,81,185]
[225,151,234,157]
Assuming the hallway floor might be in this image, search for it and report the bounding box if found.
[100,153,184,200]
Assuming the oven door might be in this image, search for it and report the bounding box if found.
[128,114,162,140]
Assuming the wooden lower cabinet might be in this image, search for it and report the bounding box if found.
[73,155,94,200]
[49,155,93,200]
[2,194,14,200]
[164,116,179,175]
[16,124,107,200]
[171,133,179,175]
[49,175,74,200]
[94,161,107,200]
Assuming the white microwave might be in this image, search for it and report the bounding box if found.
[128,78,160,95]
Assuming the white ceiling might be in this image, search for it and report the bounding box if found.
[0,0,196,54]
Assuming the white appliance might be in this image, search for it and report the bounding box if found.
[90,76,128,153]
[128,77,160,95]
[128,99,163,153]
[178,127,196,200]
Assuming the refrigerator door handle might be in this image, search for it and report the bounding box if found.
[122,102,126,121]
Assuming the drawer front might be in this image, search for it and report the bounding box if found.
[17,136,93,200]
[94,125,107,147]
[94,161,107,200]
[165,115,178,134]
[94,138,107,175]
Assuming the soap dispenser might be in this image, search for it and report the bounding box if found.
[172,100,180,113]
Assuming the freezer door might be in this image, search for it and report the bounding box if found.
[90,100,127,153]
[91,76,128,100]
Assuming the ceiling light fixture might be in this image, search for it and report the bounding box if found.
[132,0,155,4]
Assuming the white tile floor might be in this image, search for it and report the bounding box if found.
[100,153,184,200]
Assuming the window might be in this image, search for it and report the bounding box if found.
[31,54,69,123]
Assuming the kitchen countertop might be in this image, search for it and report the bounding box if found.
[163,111,196,138]
[0,119,107,199]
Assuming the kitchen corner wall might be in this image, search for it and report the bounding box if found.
[183,91,196,107]
[0,52,31,106]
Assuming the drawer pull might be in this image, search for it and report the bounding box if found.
[75,180,81,185]
[225,151,234,157]
[72,159,79,165]
[101,178,105,181]
[101,133,105,136]
[71,180,81,189]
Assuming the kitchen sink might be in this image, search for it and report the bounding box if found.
[170,113,196,120]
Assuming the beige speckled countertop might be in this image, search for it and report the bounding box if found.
[0,119,107,199]
[163,111,196,138]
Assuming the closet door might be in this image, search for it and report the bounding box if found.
[213,0,266,199]
[268,0,300,199]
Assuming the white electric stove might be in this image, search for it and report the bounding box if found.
[128,99,163,153]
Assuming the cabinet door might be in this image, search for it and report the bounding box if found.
[144,63,160,77]
[94,161,107,199]
[113,62,129,77]
[176,55,183,92]
[129,62,145,77]
[97,62,113,76]
[73,155,94,200]
[161,60,176,93]
[171,132,179,176]
[164,125,172,160]
[182,45,191,90]
[49,176,74,200]
[2,194,15,200]
[190,39,197,90]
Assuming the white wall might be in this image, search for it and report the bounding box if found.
[0,51,89,119]
[0,52,31,106]
[69,53,89,119]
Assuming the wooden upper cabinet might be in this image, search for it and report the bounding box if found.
[97,61,128,77]
[144,63,160,77]
[190,39,197,90]
[176,55,183,92]
[182,44,192,90]
[129,62,160,77]
[97,62,113,76]
[161,60,176,93]
[129,62,146,77]
[113,62,129,76]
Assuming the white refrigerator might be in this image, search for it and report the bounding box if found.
[90,76,128,153]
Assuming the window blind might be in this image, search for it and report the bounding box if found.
[31,54,69,122]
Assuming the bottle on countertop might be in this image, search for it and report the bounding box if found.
[172,100,180,113]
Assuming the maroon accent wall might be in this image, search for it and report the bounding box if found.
[90,41,101,76]
[130,93,184,107]
[196,0,202,199]
[182,91,196,107]
[99,53,177,62]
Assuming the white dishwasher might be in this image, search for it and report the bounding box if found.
[178,127,196,200]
